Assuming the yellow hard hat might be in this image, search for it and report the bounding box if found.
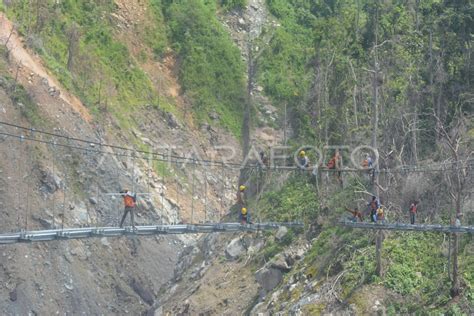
[241,207,247,215]
[299,150,306,157]
[239,185,246,191]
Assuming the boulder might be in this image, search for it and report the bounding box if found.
[275,226,288,241]
[247,239,264,255]
[270,253,291,272]
[9,288,17,301]
[130,278,154,306]
[255,267,283,293]
[225,237,246,260]
[166,113,179,129]
[40,169,62,194]
[208,111,220,120]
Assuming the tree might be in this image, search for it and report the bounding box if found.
[66,22,80,71]
[435,111,473,297]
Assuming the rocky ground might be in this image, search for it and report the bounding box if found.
[0,8,242,313]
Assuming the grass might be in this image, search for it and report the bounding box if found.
[0,74,44,126]
[219,0,247,11]
[253,172,474,314]
[5,1,247,137]
[5,1,170,132]
[164,1,246,137]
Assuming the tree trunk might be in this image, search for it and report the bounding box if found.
[242,43,253,159]
[66,23,80,71]
[451,233,460,297]
[451,188,462,297]
[411,86,418,164]
[375,230,384,276]
[372,3,383,277]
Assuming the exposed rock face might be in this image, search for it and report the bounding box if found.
[40,169,62,194]
[255,267,283,295]
[225,237,246,260]
[275,226,288,241]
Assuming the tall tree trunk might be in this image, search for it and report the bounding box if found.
[451,233,460,297]
[242,43,253,159]
[371,2,383,277]
[451,186,462,297]
[410,85,418,164]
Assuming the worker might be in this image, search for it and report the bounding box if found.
[362,153,374,169]
[346,207,363,222]
[334,150,343,185]
[327,157,335,169]
[240,207,249,224]
[119,189,137,228]
[368,196,380,223]
[237,185,247,208]
[297,150,309,170]
[376,206,385,224]
[409,200,418,224]
[362,153,375,180]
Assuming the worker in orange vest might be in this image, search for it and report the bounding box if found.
[346,207,363,222]
[119,189,137,228]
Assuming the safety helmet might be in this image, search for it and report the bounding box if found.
[299,150,306,157]
[239,185,246,191]
[241,207,247,215]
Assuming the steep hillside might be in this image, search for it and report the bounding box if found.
[0,0,472,315]
[0,1,246,313]
[154,0,473,315]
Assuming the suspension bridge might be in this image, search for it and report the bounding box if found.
[0,222,304,244]
[339,220,474,233]
[0,121,472,246]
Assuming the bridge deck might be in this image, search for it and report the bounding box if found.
[339,221,474,233]
[0,222,303,244]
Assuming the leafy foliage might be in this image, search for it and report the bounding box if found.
[5,0,164,128]
[260,0,473,154]
[219,0,247,11]
[163,1,246,136]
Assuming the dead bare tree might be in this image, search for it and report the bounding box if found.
[3,25,15,58]
[435,111,473,297]
[66,23,80,71]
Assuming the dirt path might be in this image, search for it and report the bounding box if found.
[0,13,92,122]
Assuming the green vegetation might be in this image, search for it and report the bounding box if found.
[4,0,246,136]
[0,74,43,126]
[5,0,163,129]
[259,0,472,148]
[219,0,248,11]
[163,1,246,137]
[256,171,473,313]
[260,174,319,222]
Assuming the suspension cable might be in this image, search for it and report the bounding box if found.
[191,158,196,224]
[0,121,244,167]
[256,166,260,224]
[204,164,208,223]
[25,136,31,231]
[16,132,23,231]
[175,158,180,225]
[51,138,56,229]
[220,162,225,220]
[0,128,472,173]
[95,143,101,227]
[161,157,165,225]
